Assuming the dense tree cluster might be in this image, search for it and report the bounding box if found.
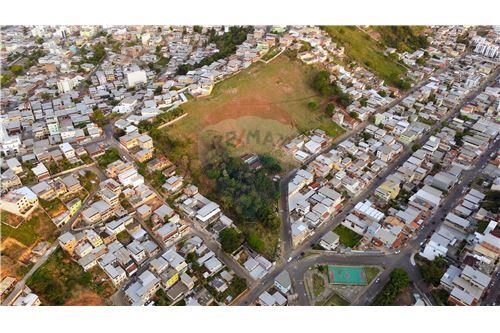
[177,26,253,75]
[481,191,500,214]
[372,269,410,305]
[312,71,353,108]
[204,143,281,240]
[417,256,448,286]
[219,227,243,253]
[259,154,283,174]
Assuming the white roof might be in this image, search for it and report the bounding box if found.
[461,265,491,288]
[31,163,48,176]
[259,291,276,306]
[13,186,37,201]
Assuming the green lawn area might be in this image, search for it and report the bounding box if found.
[158,55,344,183]
[318,292,350,306]
[322,26,407,88]
[333,225,363,248]
[26,248,115,305]
[364,266,381,283]
[1,209,56,247]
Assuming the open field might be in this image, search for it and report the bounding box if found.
[0,210,23,228]
[0,238,30,280]
[1,209,56,247]
[158,55,344,183]
[1,209,57,280]
[26,248,115,305]
[322,26,407,87]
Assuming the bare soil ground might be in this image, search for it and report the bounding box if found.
[394,286,416,306]
[165,55,343,180]
[65,288,106,306]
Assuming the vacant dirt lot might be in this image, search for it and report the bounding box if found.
[163,55,344,180]
[1,210,57,280]
[65,288,106,306]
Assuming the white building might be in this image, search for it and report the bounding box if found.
[126,70,147,88]
[0,124,21,155]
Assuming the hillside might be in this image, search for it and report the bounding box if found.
[321,26,408,89]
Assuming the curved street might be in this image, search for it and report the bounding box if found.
[237,60,500,306]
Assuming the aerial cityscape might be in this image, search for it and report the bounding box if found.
[1,24,499,307]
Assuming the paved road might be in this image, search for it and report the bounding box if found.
[236,60,499,306]
[276,51,472,266]
[482,267,500,305]
[1,243,58,305]
[104,122,256,288]
[1,163,108,305]
[357,138,499,305]
[288,135,499,306]
[187,221,255,284]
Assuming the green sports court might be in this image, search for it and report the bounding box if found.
[327,266,367,285]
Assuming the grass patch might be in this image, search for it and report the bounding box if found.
[39,198,66,218]
[241,223,279,260]
[322,26,407,88]
[212,275,248,304]
[313,273,325,297]
[261,46,281,61]
[318,292,350,306]
[431,288,451,306]
[333,225,363,248]
[372,26,429,52]
[476,220,489,234]
[116,230,132,244]
[79,170,99,193]
[1,210,56,247]
[0,210,23,228]
[26,248,115,305]
[364,266,381,283]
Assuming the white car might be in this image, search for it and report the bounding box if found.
[287,257,293,263]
